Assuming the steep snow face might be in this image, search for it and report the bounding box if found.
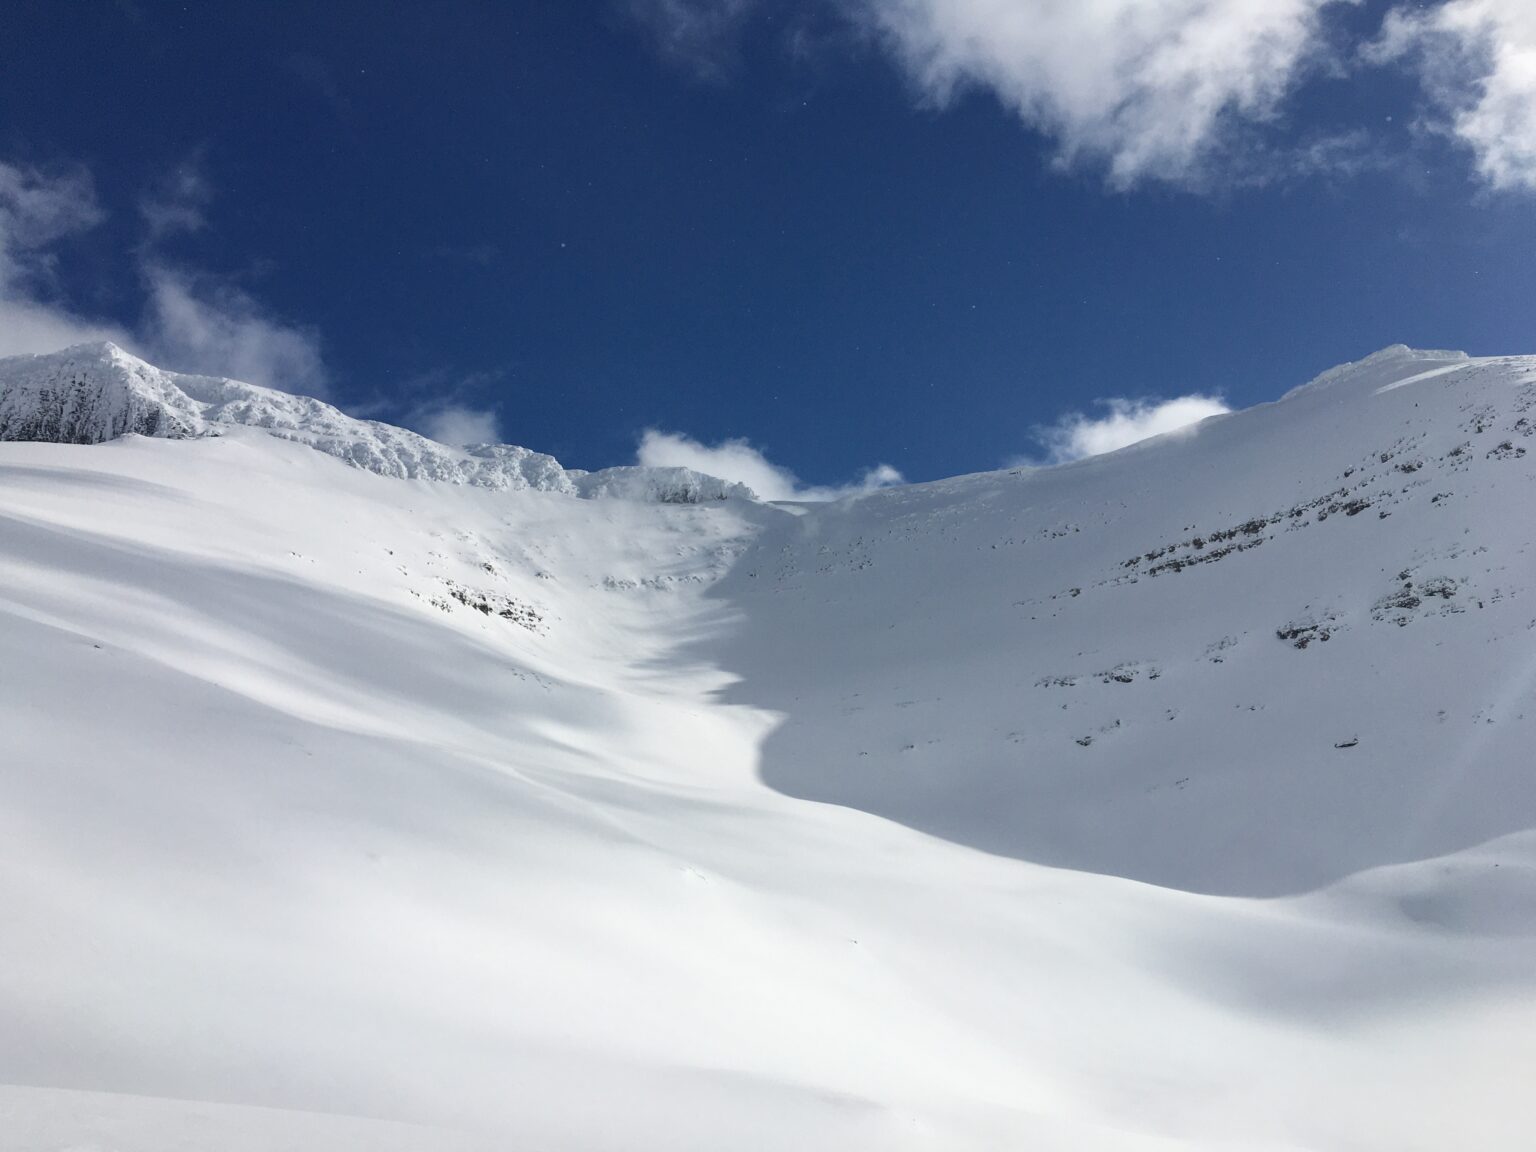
[0,342,205,442]
[2,345,1535,1151]
[0,343,753,501]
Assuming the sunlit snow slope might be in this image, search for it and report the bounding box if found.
[2,343,1534,1151]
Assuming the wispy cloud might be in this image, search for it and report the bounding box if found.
[0,160,133,357]
[0,153,330,398]
[623,0,1351,187]
[623,1,1536,194]
[1366,0,1536,193]
[139,160,212,240]
[0,160,103,266]
[411,402,502,446]
[1024,394,1231,466]
[135,155,329,395]
[139,262,329,397]
[852,0,1347,189]
[372,364,510,446]
[638,428,902,500]
[622,0,761,80]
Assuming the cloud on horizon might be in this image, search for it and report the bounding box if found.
[1025,394,1232,465]
[638,428,903,500]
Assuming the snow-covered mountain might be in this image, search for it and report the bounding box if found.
[0,342,753,501]
[1,342,1534,1151]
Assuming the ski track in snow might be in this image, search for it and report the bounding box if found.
[1,344,1535,1150]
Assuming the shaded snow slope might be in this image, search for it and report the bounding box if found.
[0,342,753,501]
[711,345,1536,896]
[2,345,1535,1150]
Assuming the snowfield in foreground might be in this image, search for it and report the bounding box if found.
[2,344,1535,1150]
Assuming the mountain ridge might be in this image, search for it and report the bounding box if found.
[4,339,1515,504]
[0,341,755,503]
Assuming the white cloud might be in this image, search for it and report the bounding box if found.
[380,365,508,446]
[1030,394,1231,464]
[140,263,329,398]
[1367,0,1536,192]
[133,160,328,397]
[638,428,903,500]
[0,160,135,357]
[628,0,1350,186]
[0,160,102,263]
[413,402,502,446]
[0,296,132,361]
[857,0,1350,187]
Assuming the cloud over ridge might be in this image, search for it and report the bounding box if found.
[0,156,329,397]
[0,160,133,358]
[638,428,903,500]
[1029,393,1232,465]
[413,402,502,447]
[141,263,329,399]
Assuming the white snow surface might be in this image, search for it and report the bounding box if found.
[2,343,1535,1150]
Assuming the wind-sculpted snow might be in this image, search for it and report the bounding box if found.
[2,343,1534,1150]
[0,343,752,500]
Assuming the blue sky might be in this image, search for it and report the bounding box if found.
[2,1,1534,491]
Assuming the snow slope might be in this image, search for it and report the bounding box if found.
[1,344,1534,1150]
[716,345,1536,895]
